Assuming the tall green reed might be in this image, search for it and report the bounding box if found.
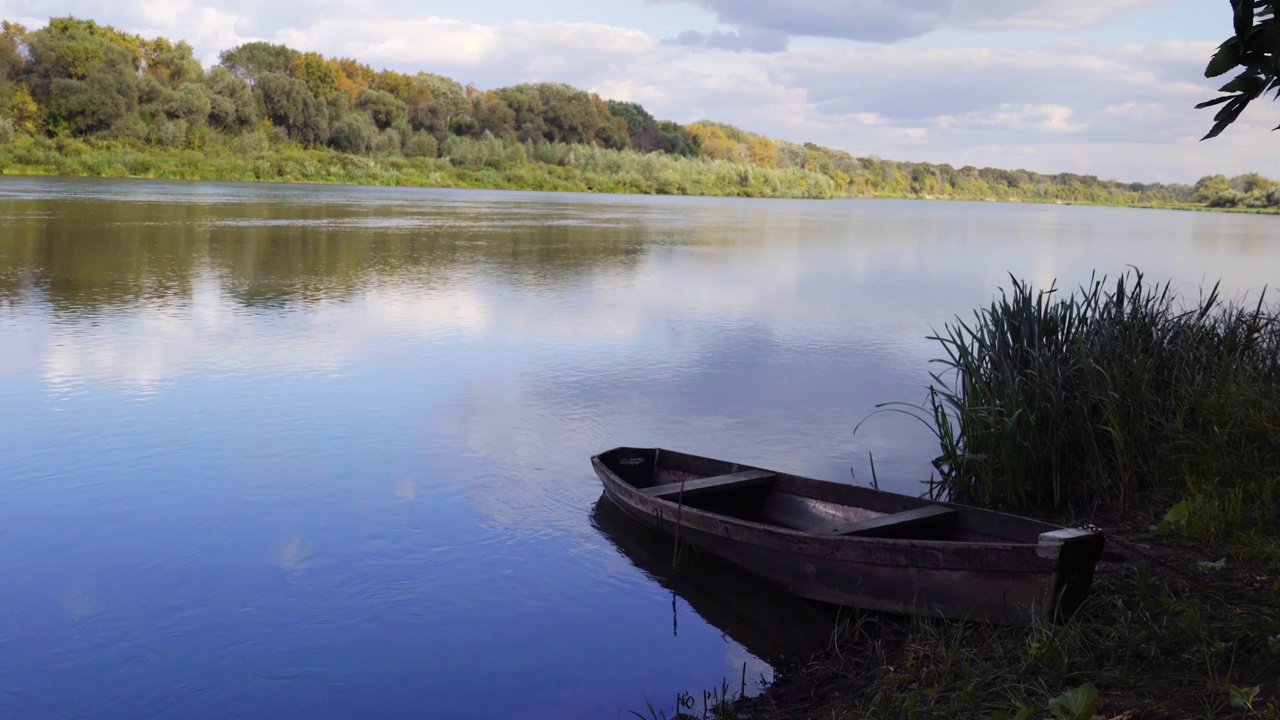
[922,269,1279,514]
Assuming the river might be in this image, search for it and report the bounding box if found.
[0,177,1275,719]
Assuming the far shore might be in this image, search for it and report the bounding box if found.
[3,140,1276,214]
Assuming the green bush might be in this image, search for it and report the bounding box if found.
[328,114,375,155]
[233,131,269,154]
[150,118,188,148]
[370,127,402,156]
[404,132,438,158]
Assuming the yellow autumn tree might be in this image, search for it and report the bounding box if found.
[290,52,339,99]
[1,84,41,133]
[331,57,374,102]
[746,136,778,168]
[686,122,739,161]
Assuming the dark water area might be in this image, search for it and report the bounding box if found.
[1,177,1276,719]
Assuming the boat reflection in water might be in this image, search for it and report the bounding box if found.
[591,496,837,664]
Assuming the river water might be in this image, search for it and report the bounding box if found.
[1,177,1275,719]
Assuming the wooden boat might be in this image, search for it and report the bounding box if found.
[592,447,1105,624]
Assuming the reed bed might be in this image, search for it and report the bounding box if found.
[923,269,1280,514]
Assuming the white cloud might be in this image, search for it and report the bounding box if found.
[710,40,1280,180]
[954,0,1163,31]
[38,273,494,393]
[652,0,1162,45]
[277,17,655,83]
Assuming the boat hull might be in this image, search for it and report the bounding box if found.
[594,450,1104,624]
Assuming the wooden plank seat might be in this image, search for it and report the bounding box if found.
[643,469,776,500]
[818,505,957,538]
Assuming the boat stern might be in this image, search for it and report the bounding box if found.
[1037,527,1106,620]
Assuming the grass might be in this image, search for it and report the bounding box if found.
[725,485,1280,720]
[654,270,1280,720]
[921,270,1280,515]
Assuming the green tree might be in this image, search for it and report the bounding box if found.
[1192,174,1233,202]
[606,100,654,137]
[496,83,609,145]
[24,17,139,101]
[0,25,39,132]
[1197,1,1278,139]
[606,100,658,149]
[355,88,406,130]
[1,22,28,82]
[1232,171,1275,192]
[775,140,807,169]
[167,82,211,126]
[591,94,630,149]
[144,39,202,87]
[206,66,259,132]
[656,120,697,156]
[219,42,297,85]
[328,112,377,154]
[537,83,603,145]
[47,64,138,134]
[368,69,433,128]
[412,72,466,134]
[468,90,515,139]
[255,72,328,144]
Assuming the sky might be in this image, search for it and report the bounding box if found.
[3,0,1279,183]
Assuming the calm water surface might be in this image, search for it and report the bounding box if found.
[1,177,1276,719]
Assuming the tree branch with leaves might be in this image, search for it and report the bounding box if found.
[1199,1,1279,139]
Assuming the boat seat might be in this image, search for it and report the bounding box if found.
[817,505,957,538]
[643,469,776,500]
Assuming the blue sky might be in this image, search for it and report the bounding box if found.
[4,0,1277,182]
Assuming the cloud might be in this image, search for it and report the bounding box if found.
[278,17,654,85]
[4,2,657,79]
[38,273,494,393]
[665,27,790,53]
[738,39,1280,177]
[955,0,1167,30]
[653,0,1161,44]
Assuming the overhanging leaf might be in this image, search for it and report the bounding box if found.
[1220,74,1263,93]
[1234,0,1256,40]
[1195,95,1234,109]
[1205,38,1242,77]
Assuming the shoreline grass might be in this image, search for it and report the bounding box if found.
[923,270,1279,515]
[637,496,1280,720]
[723,491,1280,720]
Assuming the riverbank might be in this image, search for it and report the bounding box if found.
[727,493,1279,719]
[0,136,839,199]
[676,271,1280,719]
[3,137,1277,213]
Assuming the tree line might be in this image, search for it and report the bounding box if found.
[0,17,1276,208]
